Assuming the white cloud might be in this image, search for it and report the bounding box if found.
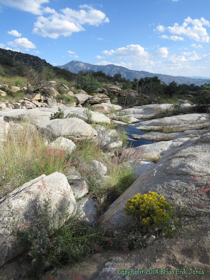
[96,55,104,59]
[7,30,22,37]
[161,35,184,41]
[191,43,203,48]
[154,47,169,58]
[181,51,195,56]
[68,50,75,54]
[8,38,36,49]
[95,61,132,69]
[168,51,202,64]
[156,17,210,42]
[156,25,165,32]
[43,7,56,14]
[61,6,109,26]
[33,6,109,38]
[0,0,48,15]
[102,44,149,57]
[33,15,83,39]
[0,43,5,48]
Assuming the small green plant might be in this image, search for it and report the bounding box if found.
[49,107,93,124]
[125,192,174,231]
[117,112,131,123]
[84,108,93,124]
[50,107,65,120]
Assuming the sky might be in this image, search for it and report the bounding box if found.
[0,0,210,78]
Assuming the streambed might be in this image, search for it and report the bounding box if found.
[118,120,155,148]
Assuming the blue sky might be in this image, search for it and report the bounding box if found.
[0,0,210,78]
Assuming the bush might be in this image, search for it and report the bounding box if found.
[77,75,101,94]
[125,192,173,231]
[194,85,210,113]
[57,95,77,104]
[0,65,5,76]
[15,78,24,87]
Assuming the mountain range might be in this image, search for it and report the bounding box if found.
[0,47,209,87]
[59,60,210,86]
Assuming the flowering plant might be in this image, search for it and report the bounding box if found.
[125,192,173,230]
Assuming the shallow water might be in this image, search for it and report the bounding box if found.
[118,120,155,148]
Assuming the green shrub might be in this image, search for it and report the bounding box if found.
[57,95,77,104]
[0,65,5,76]
[77,75,101,94]
[50,107,65,120]
[15,78,24,87]
[194,85,210,113]
[55,85,66,95]
[125,192,173,230]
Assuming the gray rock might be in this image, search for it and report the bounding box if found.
[0,103,7,110]
[134,129,210,141]
[122,159,156,179]
[77,197,98,223]
[96,267,116,280]
[0,172,76,267]
[11,86,20,93]
[38,117,98,143]
[146,235,156,245]
[120,104,195,120]
[20,100,36,109]
[137,113,210,132]
[47,136,76,155]
[49,81,58,87]
[0,90,6,97]
[74,93,92,105]
[92,103,121,113]
[90,160,107,176]
[101,133,210,229]
[46,98,57,106]
[0,106,111,125]
[71,180,89,199]
[95,125,123,150]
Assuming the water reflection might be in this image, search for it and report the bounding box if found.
[118,120,154,148]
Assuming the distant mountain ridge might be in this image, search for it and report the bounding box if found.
[0,48,53,71]
[59,60,210,86]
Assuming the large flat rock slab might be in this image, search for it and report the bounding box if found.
[125,137,189,162]
[101,133,210,230]
[120,104,194,120]
[137,113,210,132]
[132,129,210,141]
[92,103,122,113]
[0,105,111,125]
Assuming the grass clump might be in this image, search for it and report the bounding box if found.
[15,199,106,280]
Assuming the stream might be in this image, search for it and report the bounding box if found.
[118,120,155,148]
